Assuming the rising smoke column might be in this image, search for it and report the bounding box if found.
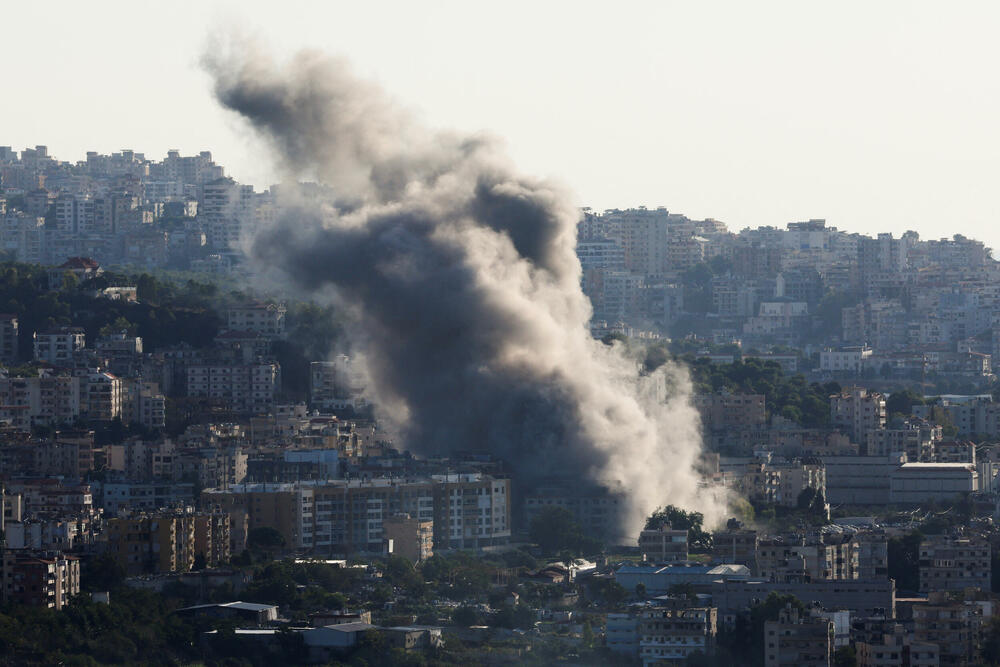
[204,42,726,539]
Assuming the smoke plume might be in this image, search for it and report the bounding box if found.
[204,41,726,540]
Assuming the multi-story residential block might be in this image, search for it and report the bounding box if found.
[201,177,255,249]
[864,419,941,460]
[913,591,984,666]
[95,331,143,376]
[5,479,95,520]
[226,302,286,338]
[913,396,1000,437]
[97,480,195,515]
[606,612,639,657]
[193,512,232,567]
[79,370,124,421]
[693,394,766,432]
[722,455,826,508]
[856,623,939,667]
[638,524,689,563]
[711,520,758,572]
[186,360,280,414]
[106,511,227,576]
[1,550,80,610]
[757,533,859,583]
[203,482,313,552]
[856,532,890,581]
[123,380,167,429]
[32,327,85,365]
[175,447,248,489]
[0,314,18,363]
[918,535,990,594]
[831,387,887,442]
[310,357,366,408]
[820,346,873,374]
[204,474,511,555]
[763,605,833,667]
[638,603,717,666]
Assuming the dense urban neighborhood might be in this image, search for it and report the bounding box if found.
[3,145,1000,666]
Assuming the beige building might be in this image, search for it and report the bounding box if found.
[383,513,433,562]
[831,386,887,442]
[106,511,228,575]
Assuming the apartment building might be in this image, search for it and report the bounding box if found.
[0,314,18,363]
[0,373,81,429]
[724,456,826,507]
[638,604,717,666]
[204,474,511,554]
[757,533,859,583]
[831,387,887,442]
[918,535,990,594]
[201,177,255,249]
[79,371,124,421]
[310,357,366,408]
[97,480,195,515]
[1,550,80,610]
[820,346,873,374]
[856,624,939,667]
[106,511,227,576]
[913,592,984,666]
[32,327,85,365]
[864,419,941,460]
[226,302,286,338]
[186,361,279,414]
[693,394,766,432]
[193,513,232,567]
[763,605,833,667]
[638,524,689,563]
[5,479,94,519]
[711,522,759,572]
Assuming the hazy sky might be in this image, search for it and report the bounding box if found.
[6,1,1000,249]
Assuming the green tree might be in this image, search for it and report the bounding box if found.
[645,505,712,551]
[529,506,602,555]
[886,388,925,418]
[887,531,922,592]
[247,526,286,550]
[833,645,857,667]
[451,606,479,626]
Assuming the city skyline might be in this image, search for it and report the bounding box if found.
[5,0,1000,251]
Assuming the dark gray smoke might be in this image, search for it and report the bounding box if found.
[204,41,725,539]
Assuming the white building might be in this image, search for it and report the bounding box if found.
[888,463,978,504]
[226,302,286,339]
[33,327,85,365]
[820,346,873,374]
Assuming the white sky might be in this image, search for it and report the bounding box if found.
[6,1,1000,249]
